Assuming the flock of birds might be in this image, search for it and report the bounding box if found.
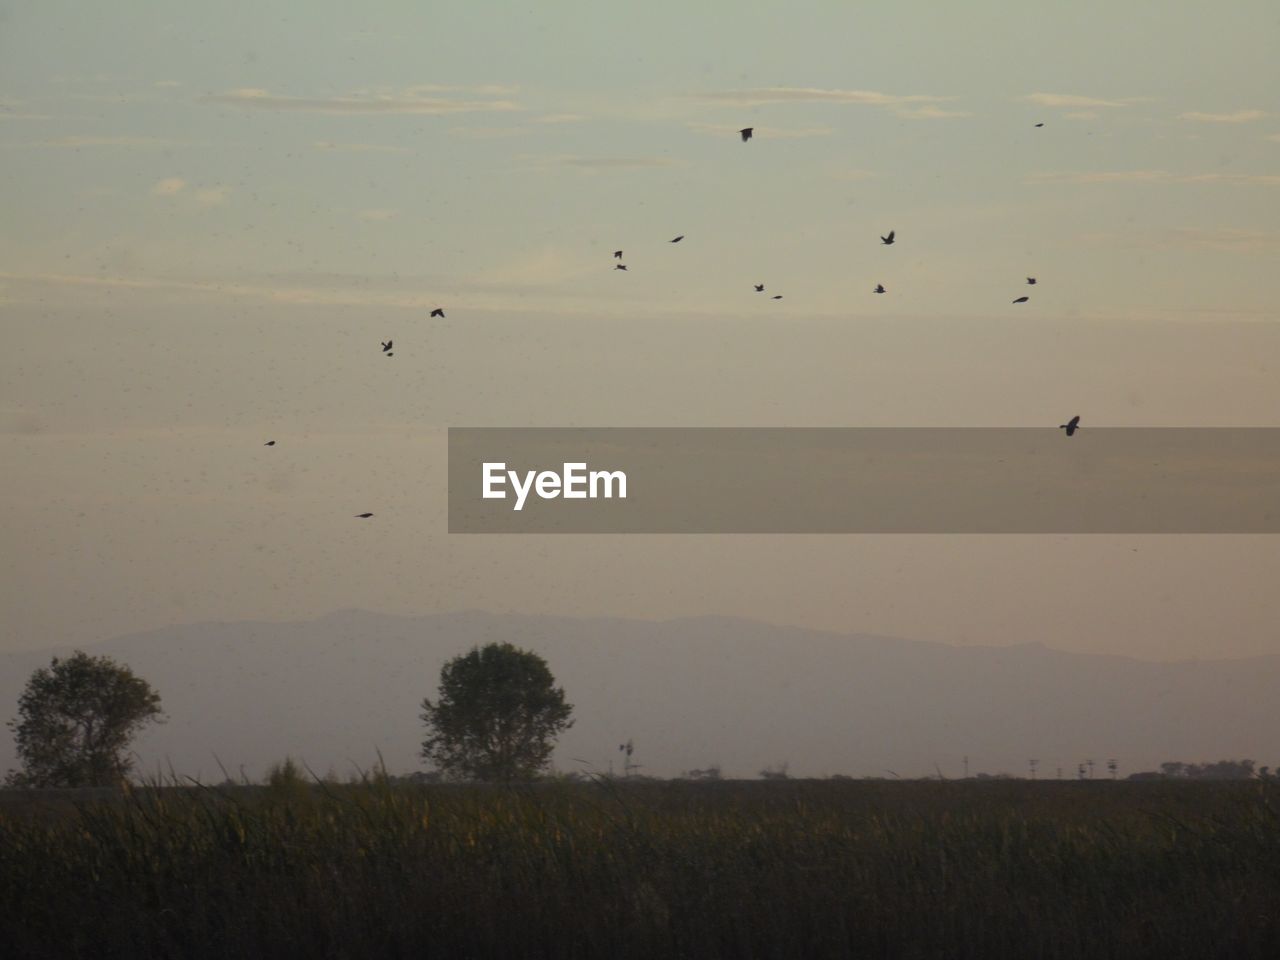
[259,121,1080,519]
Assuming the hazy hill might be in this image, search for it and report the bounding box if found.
[2,610,1276,781]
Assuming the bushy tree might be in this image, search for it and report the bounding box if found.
[6,651,164,787]
[420,643,573,782]
[1158,758,1257,780]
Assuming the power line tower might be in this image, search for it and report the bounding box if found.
[1028,758,1039,780]
[1107,758,1118,780]
[618,739,637,778]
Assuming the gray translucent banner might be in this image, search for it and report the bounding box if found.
[448,428,1280,533]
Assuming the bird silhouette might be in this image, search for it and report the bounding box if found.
[739,127,753,142]
[381,340,393,353]
[264,440,276,446]
[881,230,895,245]
[614,264,627,271]
[430,308,445,318]
[354,513,374,518]
[1060,416,1081,437]
[874,284,886,294]
[670,235,684,243]
[613,250,623,259]
[1013,296,1030,303]
[1034,122,1044,127]
[385,352,394,357]
[1026,277,1037,285]
[771,295,783,300]
[754,284,764,292]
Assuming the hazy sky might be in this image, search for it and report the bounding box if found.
[3,2,1279,659]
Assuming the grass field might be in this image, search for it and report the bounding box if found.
[3,777,1279,959]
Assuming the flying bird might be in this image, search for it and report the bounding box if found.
[1013,296,1030,303]
[874,284,886,294]
[354,513,374,518]
[1026,277,1037,285]
[613,250,623,259]
[615,264,628,271]
[670,235,684,243]
[264,440,275,446]
[771,295,783,300]
[739,127,753,142]
[880,230,895,245]
[381,340,393,353]
[754,284,764,292]
[430,308,445,318]
[1034,122,1044,127]
[1060,416,1081,437]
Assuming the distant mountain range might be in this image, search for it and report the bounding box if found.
[2,610,1276,782]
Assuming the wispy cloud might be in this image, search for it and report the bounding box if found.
[313,140,411,153]
[148,178,230,207]
[1022,93,1143,109]
[0,270,620,318]
[1162,227,1280,251]
[471,246,599,288]
[687,87,954,107]
[1064,111,1099,121]
[447,125,526,139]
[0,98,52,120]
[894,105,972,120]
[200,86,519,115]
[563,156,679,169]
[525,154,682,172]
[193,187,230,208]
[534,113,586,124]
[0,269,863,319]
[399,83,519,96]
[0,271,414,307]
[1179,109,1268,123]
[17,135,188,148]
[150,177,186,196]
[1026,169,1280,186]
[685,121,833,139]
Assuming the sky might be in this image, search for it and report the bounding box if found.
[2,1,1279,660]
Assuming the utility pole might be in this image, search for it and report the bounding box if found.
[963,755,969,779]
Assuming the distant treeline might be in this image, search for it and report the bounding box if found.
[1128,759,1269,781]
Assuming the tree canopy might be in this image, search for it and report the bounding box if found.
[6,651,164,788]
[420,642,573,782]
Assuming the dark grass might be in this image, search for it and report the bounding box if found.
[4,778,1280,959]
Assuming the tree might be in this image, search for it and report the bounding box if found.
[6,651,164,787]
[420,643,573,782]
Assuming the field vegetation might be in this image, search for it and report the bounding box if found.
[4,774,1280,958]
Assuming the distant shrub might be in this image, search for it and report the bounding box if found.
[682,765,722,781]
[264,757,310,801]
